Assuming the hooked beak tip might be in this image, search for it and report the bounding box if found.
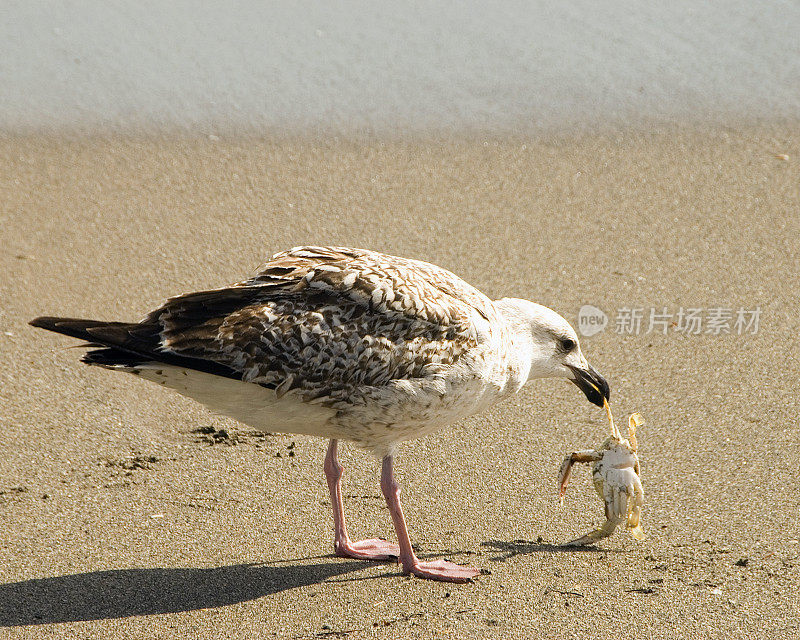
[567,363,610,407]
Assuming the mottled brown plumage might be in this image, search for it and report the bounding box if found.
[146,246,500,405]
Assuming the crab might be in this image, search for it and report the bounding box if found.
[557,401,645,546]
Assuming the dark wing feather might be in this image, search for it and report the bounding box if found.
[32,247,498,403]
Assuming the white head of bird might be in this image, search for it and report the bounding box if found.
[494,298,610,406]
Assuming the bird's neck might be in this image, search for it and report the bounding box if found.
[493,298,554,392]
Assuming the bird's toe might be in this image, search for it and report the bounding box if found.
[336,538,400,561]
[405,559,480,583]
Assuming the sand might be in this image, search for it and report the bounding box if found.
[1,125,798,638]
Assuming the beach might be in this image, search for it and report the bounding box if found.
[1,126,798,638]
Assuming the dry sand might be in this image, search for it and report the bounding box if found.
[1,126,798,638]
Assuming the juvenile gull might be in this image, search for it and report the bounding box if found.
[30,246,610,582]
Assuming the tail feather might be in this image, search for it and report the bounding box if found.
[29,316,133,343]
[30,315,243,382]
[81,347,149,368]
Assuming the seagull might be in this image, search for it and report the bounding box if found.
[30,246,609,582]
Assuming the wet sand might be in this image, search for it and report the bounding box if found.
[1,126,798,638]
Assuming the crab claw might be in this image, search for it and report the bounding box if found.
[602,477,630,526]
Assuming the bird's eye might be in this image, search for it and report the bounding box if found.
[561,338,576,352]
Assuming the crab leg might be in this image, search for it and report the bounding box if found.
[603,398,620,438]
[565,519,618,546]
[557,450,602,505]
[627,413,643,451]
[627,472,645,540]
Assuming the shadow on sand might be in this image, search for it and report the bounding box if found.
[0,557,369,626]
[481,539,621,562]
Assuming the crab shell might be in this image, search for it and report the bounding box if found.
[591,435,645,539]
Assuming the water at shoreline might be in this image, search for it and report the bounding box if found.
[2,1,799,135]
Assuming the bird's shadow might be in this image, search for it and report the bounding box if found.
[481,539,622,562]
[0,556,374,627]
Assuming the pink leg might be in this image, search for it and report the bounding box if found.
[324,439,399,561]
[380,454,480,583]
